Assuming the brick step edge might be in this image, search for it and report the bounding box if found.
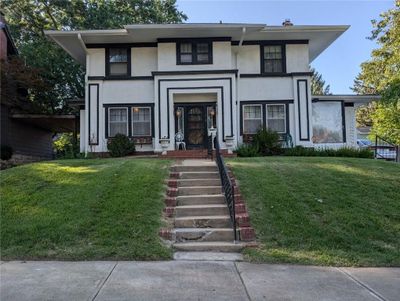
[228,165,257,243]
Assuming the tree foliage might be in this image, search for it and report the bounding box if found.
[2,0,187,114]
[353,2,400,144]
[311,67,331,95]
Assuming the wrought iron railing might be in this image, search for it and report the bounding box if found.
[373,136,399,162]
[213,135,237,241]
[207,134,213,160]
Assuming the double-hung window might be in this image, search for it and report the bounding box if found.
[132,107,152,137]
[243,105,263,134]
[262,45,284,73]
[266,104,286,133]
[108,108,128,137]
[177,41,212,64]
[107,48,130,76]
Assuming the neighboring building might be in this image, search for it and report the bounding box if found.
[0,12,76,164]
[45,22,377,155]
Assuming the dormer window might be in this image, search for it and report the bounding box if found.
[106,47,131,76]
[177,41,212,65]
[262,45,285,73]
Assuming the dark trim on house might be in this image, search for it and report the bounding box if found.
[176,40,213,65]
[86,42,157,48]
[240,72,312,78]
[297,79,310,141]
[239,100,291,136]
[105,47,132,77]
[231,40,309,46]
[152,70,238,76]
[88,84,99,145]
[103,103,155,139]
[158,37,231,43]
[312,99,347,143]
[88,76,153,81]
[157,77,233,141]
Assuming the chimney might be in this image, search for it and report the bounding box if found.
[282,19,293,26]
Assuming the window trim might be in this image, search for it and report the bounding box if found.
[108,107,129,137]
[104,103,155,139]
[266,104,286,134]
[131,106,152,137]
[240,101,291,137]
[242,104,263,135]
[105,47,131,77]
[260,43,286,75]
[176,40,213,65]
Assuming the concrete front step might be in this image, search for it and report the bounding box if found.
[173,165,218,172]
[173,251,243,261]
[175,204,229,217]
[178,186,222,196]
[177,179,221,187]
[173,241,245,252]
[175,215,231,228]
[179,171,220,179]
[176,194,226,206]
[175,228,234,242]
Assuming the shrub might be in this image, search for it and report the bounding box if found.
[0,145,13,160]
[107,134,135,157]
[53,133,79,159]
[236,144,260,157]
[284,146,373,158]
[253,128,282,156]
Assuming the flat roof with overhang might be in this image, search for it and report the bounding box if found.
[44,23,349,65]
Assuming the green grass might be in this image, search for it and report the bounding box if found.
[1,158,172,260]
[228,157,400,266]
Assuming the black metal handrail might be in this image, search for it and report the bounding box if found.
[373,135,399,162]
[213,135,237,241]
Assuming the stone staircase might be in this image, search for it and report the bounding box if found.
[163,160,245,252]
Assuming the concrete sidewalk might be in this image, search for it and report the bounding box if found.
[1,261,399,301]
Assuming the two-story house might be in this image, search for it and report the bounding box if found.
[45,22,377,155]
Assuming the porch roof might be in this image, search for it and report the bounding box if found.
[44,23,349,65]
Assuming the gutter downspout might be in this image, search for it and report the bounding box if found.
[78,34,90,157]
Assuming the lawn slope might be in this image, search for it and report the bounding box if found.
[1,158,171,260]
[228,157,400,266]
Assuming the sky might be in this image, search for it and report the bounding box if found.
[176,0,395,94]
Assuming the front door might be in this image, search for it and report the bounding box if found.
[185,106,206,148]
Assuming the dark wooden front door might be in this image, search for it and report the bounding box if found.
[185,106,206,149]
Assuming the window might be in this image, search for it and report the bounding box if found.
[132,107,152,136]
[266,105,286,133]
[262,45,284,73]
[107,48,130,76]
[243,105,263,134]
[108,108,128,137]
[177,41,212,64]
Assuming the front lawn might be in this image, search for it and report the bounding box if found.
[228,157,400,266]
[1,158,172,260]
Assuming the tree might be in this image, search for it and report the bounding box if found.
[2,0,187,114]
[0,57,50,112]
[352,2,400,144]
[311,67,331,95]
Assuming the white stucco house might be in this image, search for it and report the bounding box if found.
[45,23,378,155]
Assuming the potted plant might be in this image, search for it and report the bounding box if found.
[159,136,170,155]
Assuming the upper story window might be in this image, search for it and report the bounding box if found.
[177,41,212,65]
[262,45,285,73]
[106,48,130,76]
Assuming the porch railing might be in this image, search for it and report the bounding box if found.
[373,135,399,162]
[213,134,237,241]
